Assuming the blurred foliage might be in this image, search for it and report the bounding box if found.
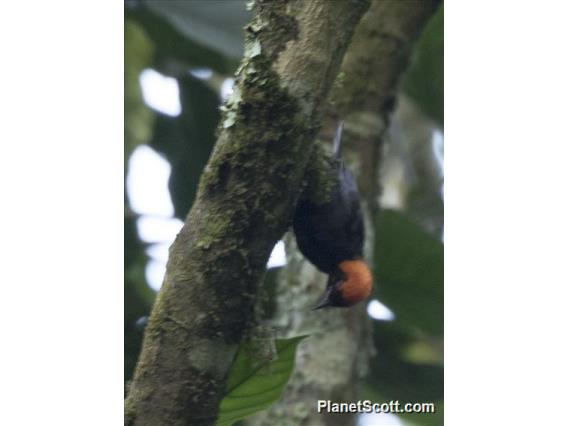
[402,5,444,126]
[216,336,307,426]
[124,18,158,383]
[368,208,443,425]
[383,95,444,238]
[124,214,154,381]
[367,322,443,401]
[374,209,443,336]
[144,0,250,61]
[126,1,239,75]
[124,20,155,158]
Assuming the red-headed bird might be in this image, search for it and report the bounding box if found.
[293,123,372,309]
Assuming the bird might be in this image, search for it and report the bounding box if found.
[293,122,372,309]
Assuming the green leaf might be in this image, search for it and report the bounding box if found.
[374,210,443,336]
[216,336,307,426]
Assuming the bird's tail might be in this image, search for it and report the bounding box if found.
[332,121,344,158]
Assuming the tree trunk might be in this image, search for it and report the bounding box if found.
[125,1,370,425]
[244,2,441,425]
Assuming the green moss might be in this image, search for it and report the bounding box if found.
[196,17,316,232]
[124,399,136,424]
[195,211,234,251]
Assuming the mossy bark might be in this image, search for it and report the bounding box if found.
[125,1,370,425]
[243,2,441,425]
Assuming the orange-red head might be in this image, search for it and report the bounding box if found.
[313,259,373,309]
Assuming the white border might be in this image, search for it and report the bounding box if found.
[0,1,123,424]
[446,1,568,425]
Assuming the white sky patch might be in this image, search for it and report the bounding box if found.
[267,240,287,268]
[127,145,181,291]
[189,68,213,80]
[144,243,172,291]
[358,413,403,426]
[367,299,395,321]
[379,156,406,211]
[432,129,444,232]
[145,242,171,264]
[434,129,445,202]
[145,259,166,291]
[432,129,444,176]
[221,77,234,101]
[127,145,175,217]
[139,68,181,116]
[136,216,184,244]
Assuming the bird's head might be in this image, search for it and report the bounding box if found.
[313,259,372,309]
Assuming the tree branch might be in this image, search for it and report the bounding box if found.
[125,1,370,425]
[329,0,441,218]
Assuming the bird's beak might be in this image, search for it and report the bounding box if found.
[313,298,331,310]
[312,287,333,310]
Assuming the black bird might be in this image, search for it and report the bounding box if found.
[293,123,372,309]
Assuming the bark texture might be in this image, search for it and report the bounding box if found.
[125,1,370,425]
[244,2,441,425]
